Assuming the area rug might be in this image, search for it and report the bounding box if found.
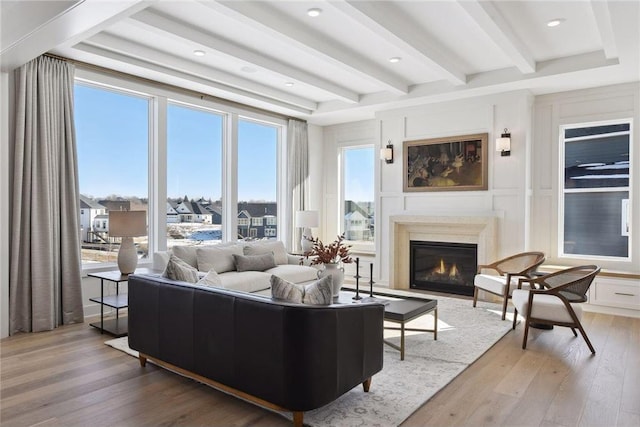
[105,293,513,427]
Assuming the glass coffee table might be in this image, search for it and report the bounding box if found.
[337,291,438,360]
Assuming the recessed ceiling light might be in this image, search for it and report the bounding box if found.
[389,57,402,63]
[547,18,565,27]
[307,8,322,17]
[241,66,257,73]
[284,82,295,87]
[193,50,206,57]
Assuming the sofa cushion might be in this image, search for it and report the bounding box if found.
[197,269,223,288]
[233,253,277,272]
[270,275,333,305]
[218,271,272,293]
[197,245,244,273]
[162,254,198,283]
[243,241,288,265]
[172,242,236,269]
[266,264,318,284]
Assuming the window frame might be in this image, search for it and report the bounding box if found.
[558,118,633,262]
[75,69,288,273]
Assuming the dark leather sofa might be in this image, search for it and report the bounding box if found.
[128,274,384,426]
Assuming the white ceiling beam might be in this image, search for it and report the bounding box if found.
[205,0,409,95]
[457,0,536,74]
[84,32,317,111]
[0,0,151,72]
[72,42,314,116]
[314,51,618,117]
[329,0,467,85]
[590,0,618,59]
[130,9,360,104]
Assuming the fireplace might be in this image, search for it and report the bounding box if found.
[410,241,477,296]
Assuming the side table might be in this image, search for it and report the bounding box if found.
[88,268,158,337]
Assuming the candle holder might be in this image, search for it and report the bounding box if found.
[353,257,362,300]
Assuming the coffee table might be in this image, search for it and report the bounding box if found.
[338,292,438,360]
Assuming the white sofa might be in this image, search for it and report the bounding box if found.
[154,240,319,293]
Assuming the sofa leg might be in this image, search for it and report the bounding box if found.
[139,355,147,367]
[362,377,372,392]
[292,411,303,427]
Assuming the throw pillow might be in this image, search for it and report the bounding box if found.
[234,253,277,272]
[196,245,244,273]
[197,269,224,288]
[243,241,288,265]
[270,275,333,305]
[162,254,198,283]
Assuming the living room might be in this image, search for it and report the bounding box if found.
[1,1,639,426]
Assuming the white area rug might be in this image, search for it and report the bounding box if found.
[105,294,513,427]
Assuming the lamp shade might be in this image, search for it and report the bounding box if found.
[108,211,147,237]
[295,210,319,228]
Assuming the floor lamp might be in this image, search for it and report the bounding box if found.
[108,210,147,275]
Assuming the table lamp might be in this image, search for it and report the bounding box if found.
[295,210,318,254]
[109,210,147,274]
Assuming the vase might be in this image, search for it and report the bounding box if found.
[317,263,344,298]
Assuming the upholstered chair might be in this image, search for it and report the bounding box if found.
[511,265,600,354]
[473,252,545,320]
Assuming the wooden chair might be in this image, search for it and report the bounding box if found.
[511,265,600,354]
[473,252,545,320]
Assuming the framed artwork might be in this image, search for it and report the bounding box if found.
[403,133,488,192]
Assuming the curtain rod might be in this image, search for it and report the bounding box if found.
[43,53,304,123]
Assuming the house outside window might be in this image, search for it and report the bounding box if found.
[341,146,375,243]
[251,217,262,226]
[559,120,632,260]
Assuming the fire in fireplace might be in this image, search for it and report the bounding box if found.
[410,241,477,296]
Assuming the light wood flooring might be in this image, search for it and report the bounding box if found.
[1,310,638,427]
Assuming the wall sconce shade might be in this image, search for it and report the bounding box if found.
[380,141,394,164]
[496,128,511,156]
[295,210,319,253]
[109,210,147,274]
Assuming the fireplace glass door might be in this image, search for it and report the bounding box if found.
[410,241,477,296]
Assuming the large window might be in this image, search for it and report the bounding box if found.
[237,119,279,241]
[560,120,632,259]
[342,146,375,243]
[75,83,150,265]
[74,73,286,270]
[167,103,223,247]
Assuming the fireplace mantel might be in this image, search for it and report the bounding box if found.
[389,214,498,290]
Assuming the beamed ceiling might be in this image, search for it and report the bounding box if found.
[1,0,639,125]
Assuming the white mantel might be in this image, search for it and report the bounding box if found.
[389,215,498,290]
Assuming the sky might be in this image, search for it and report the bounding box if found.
[75,83,373,203]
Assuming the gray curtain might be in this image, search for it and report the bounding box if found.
[10,55,84,334]
[287,119,309,252]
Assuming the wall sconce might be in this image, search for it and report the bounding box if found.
[496,128,511,156]
[380,140,394,164]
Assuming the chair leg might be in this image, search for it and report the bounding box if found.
[473,286,478,308]
[575,321,596,354]
[570,328,578,337]
[512,308,518,330]
[501,293,509,320]
[522,315,531,349]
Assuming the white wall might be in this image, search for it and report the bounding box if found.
[323,91,536,285]
[0,72,10,337]
[532,82,640,273]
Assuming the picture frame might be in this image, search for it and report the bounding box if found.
[403,133,488,192]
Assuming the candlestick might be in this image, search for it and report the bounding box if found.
[353,257,362,300]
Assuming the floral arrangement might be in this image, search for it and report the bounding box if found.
[305,234,353,265]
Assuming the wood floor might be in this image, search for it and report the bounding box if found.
[1,310,638,427]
